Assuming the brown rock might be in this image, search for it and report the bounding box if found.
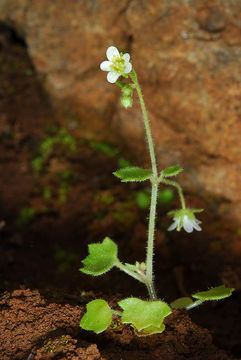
[0,0,241,224]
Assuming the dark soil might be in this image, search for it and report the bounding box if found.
[0,24,241,360]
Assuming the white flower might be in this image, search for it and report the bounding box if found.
[168,209,203,233]
[100,46,132,83]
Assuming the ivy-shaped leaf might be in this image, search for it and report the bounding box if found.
[113,167,153,182]
[80,299,112,334]
[118,298,172,335]
[170,297,194,309]
[161,165,183,177]
[79,237,118,276]
[192,285,235,300]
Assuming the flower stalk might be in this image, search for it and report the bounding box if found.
[130,70,158,300]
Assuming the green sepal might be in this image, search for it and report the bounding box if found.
[80,299,112,334]
[192,285,235,300]
[80,237,118,276]
[121,73,129,79]
[113,167,153,182]
[118,298,172,335]
[115,81,125,88]
[170,297,194,309]
[131,68,137,81]
[120,96,132,109]
[161,165,183,177]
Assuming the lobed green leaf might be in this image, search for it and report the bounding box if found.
[118,298,172,335]
[79,237,118,276]
[161,165,183,177]
[170,297,194,309]
[192,285,235,300]
[113,167,153,182]
[80,299,112,334]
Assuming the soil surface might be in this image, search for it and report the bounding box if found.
[0,25,241,360]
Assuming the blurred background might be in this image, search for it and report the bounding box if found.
[0,0,241,355]
[0,0,241,339]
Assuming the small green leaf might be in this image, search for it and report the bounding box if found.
[171,297,194,309]
[80,299,112,334]
[192,285,235,300]
[118,298,172,335]
[162,165,183,177]
[113,167,153,182]
[80,237,118,276]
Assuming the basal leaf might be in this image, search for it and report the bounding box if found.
[170,297,194,309]
[80,299,112,334]
[134,323,165,336]
[113,167,153,182]
[80,237,118,276]
[118,298,172,334]
[162,165,183,177]
[192,285,235,300]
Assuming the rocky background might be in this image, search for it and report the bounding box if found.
[0,0,241,224]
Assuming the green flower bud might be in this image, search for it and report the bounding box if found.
[121,96,133,109]
[122,86,133,97]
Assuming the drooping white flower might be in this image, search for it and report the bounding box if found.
[100,46,132,83]
[168,209,203,233]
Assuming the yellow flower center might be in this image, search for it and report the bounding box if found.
[110,55,126,73]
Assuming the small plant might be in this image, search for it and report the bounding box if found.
[79,46,234,336]
[31,128,77,174]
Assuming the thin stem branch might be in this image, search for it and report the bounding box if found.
[160,177,186,209]
[114,259,145,283]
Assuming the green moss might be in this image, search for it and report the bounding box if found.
[89,139,120,157]
[31,127,77,174]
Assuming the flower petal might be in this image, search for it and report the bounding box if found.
[183,215,193,233]
[176,216,181,228]
[107,71,120,83]
[100,61,112,71]
[124,61,132,73]
[106,46,120,61]
[192,220,202,231]
[123,53,130,62]
[168,220,178,231]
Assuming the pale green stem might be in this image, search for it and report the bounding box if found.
[131,70,157,300]
[160,177,186,209]
[145,181,158,300]
[185,299,204,310]
[114,258,145,284]
[130,71,157,177]
[111,309,122,316]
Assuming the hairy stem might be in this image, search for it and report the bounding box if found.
[131,70,158,300]
[114,258,145,283]
[160,177,186,209]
